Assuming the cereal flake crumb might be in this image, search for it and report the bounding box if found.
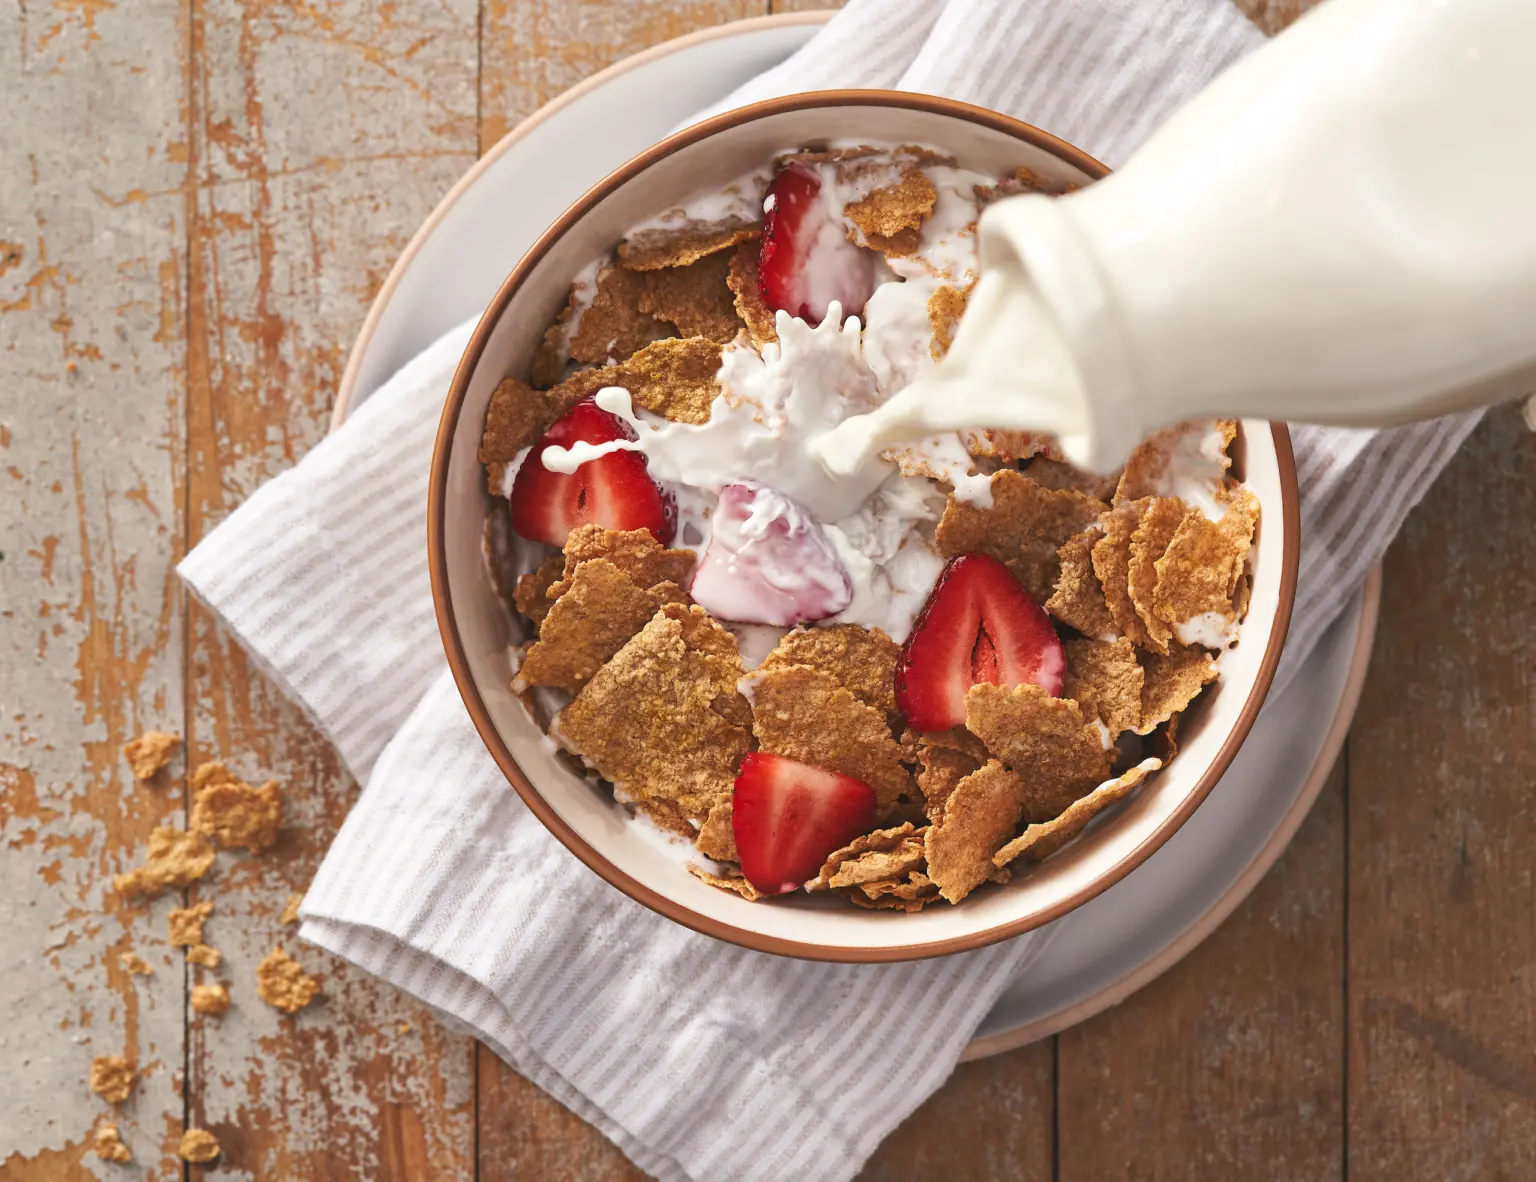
[1026,457,1120,502]
[168,900,213,947]
[191,762,282,853]
[568,264,673,364]
[187,944,221,969]
[965,683,1112,821]
[123,731,179,781]
[844,167,937,256]
[924,761,1028,903]
[551,526,696,600]
[1127,497,1190,654]
[937,469,1105,602]
[191,982,231,1016]
[812,823,927,890]
[93,1122,131,1164]
[90,1055,136,1105]
[178,1127,221,1164]
[279,893,304,926]
[928,284,969,360]
[256,948,321,1014]
[478,375,586,468]
[513,554,565,627]
[118,950,153,976]
[695,799,737,862]
[113,827,216,901]
[1153,488,1259,641]
[1092,499,1151,647]
[994,760,1161,868]
[638,251,743,343]
[1137,643,1219,735]
[1116,419,1237,504]
[1045,526,1116,640]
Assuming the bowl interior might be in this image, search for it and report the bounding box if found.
[436,98,1293,960]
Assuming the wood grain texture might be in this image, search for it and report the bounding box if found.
[1057,762,1347,1182]
[183,0,478,1177]
[0,0,190,1175]
[1346,406,1536,1181]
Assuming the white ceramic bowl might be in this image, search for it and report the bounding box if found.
[430,91,1300,962]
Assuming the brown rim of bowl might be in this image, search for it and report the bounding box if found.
[429,89,1303,963]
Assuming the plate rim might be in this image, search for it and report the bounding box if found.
[961,564,1381,1059]
[331,9,833,430]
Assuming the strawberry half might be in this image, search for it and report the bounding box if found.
[757,162,877,324]
[509,396,676,547]
[896,554,1066,732]
[731,752,878,895]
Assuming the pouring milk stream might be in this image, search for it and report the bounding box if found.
[813,0,1536,477]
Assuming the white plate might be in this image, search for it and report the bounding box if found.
[332,13,1379,1055]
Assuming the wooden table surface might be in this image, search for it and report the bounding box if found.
[2,1,1532,1178]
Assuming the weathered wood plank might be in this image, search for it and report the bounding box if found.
[1346,406,1536,1181]
[0,0,190,1175]
[183,1,479,1177]
[859,1042,1055,1182]
[1057,762,1347,1182]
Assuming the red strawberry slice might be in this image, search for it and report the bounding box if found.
[896,554,1065,731]
[757,162,877,324]
[510,396,676,547]
[689,481,851,626]
[731,752,878,895]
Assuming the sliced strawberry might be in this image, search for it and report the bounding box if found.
[689,481,851,626]
[896,554,1065,731]
[510,396,676,547]
[731,752,878,895]
[758,162,877,324]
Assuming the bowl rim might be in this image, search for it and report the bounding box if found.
[429,89,1302,963]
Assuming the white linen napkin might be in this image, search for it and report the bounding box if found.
[178,3,1482,1179]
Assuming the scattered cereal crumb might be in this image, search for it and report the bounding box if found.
[633,798,699,841]
[478,375,584,468]
[168,900,213,947]
[726,239,777,346]
[687,863,766,901]
[123,731,179,781]
[844,167,937,255]
[190,762,283,853]
[1063,637,1145,737]
[757,624,901,719]
[113,827,216,901]
[854,869,942,911]
[928,284,969,360]
[568,264,674,364]
[1127,497,1189,654]
[191,983,230,1017]
[746,663,913,819]
[1025,457,1120,502]
[256,948,321,1014]
[517,559,689,693]
[974,164,1079,206]
[994,760,1161,868]
[549,525,696,601]
[937,469,1104,602]
[638,251,743,343]
[555,605,751,818]
[90,1055,136,1105]
[186,943,221,970]
[963,428,1054,463]
[1137,643,1219,735]
[695,799,737,862]
[92,1122,131,1164]
[279,893,304,926]
[965,683,1112,821]
[513,554,565,627]
[914,738,983,824]
[618,217,760,271]
[178,1127,220,1164]
[1046,527,1116,640]
[610,335,724,424]
[924,761,1028,903]
[118,950,153,976]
